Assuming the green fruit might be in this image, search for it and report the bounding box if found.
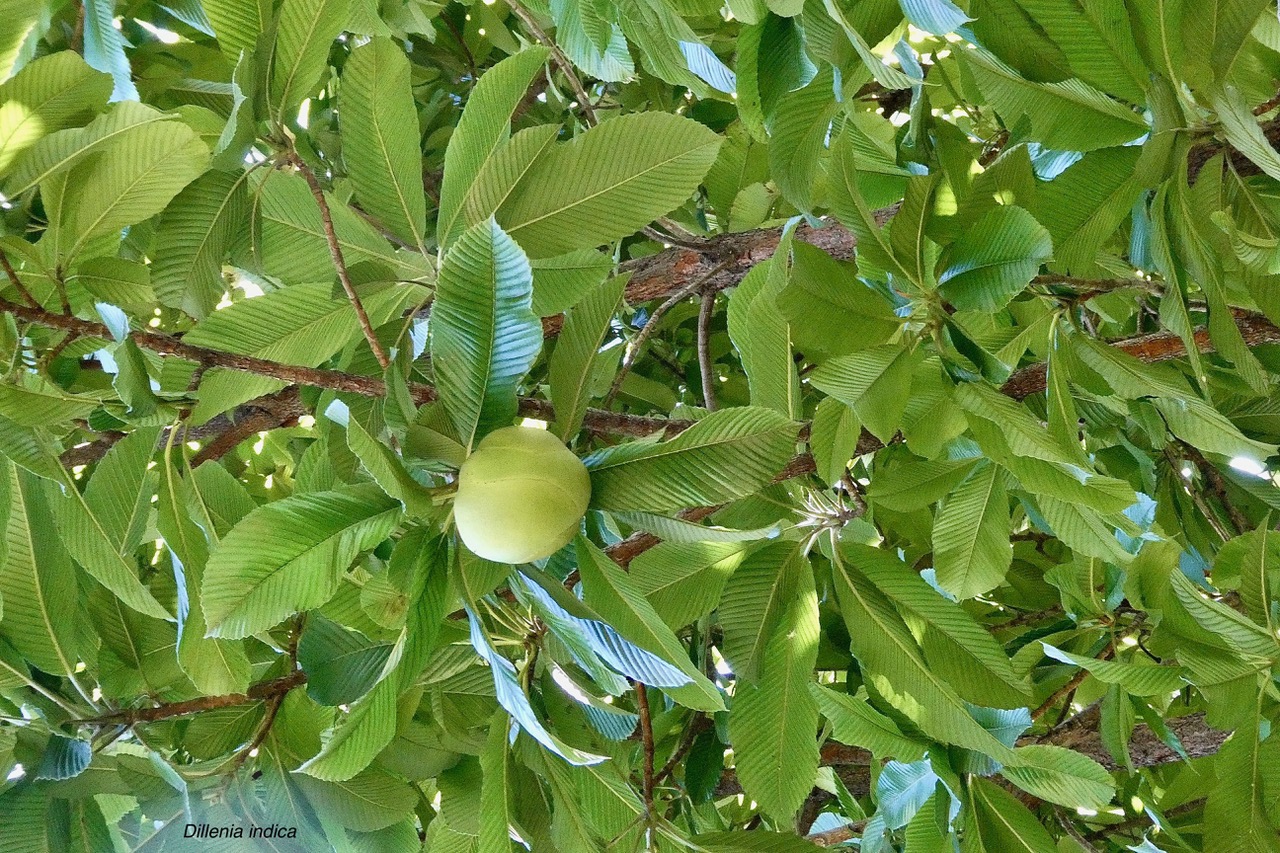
[453,426,592,563]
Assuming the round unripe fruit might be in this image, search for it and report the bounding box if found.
[453,426,592,563]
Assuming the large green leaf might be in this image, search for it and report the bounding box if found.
[811,684,928,761]
[151,169,250,320]
[156,456,251,696]
[584,407,797,512]
[495,112,723,257]
[777,241,900,360]
[340,38,428,250]
[549,275,626,440]
[932,461,1013,600]
[937,206,1053,312]
[727,237,802,418]
[847,544,1031,708]
[429,218,541,451]
[964,777,1058,852]
[437,47,551,247]
[271,0,349,122]
[576,538,725,711]
[960,46,1147,152]
[718,541,805,683]
[729,562,820,822]
[0,52,111,175]
[0,462,83,680]
[180,280,424,424]
[55,121,210,262]
[245,169,432,283]
[830,541,1017,761]
[808,345,915,442]
[2,101,173,195]
[202,485,403,638]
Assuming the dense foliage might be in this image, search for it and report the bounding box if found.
[1,0,1280,849]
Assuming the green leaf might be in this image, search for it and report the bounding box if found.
[298,532,448,783]
[340,37,428,250]
[56,121,210,262]
[808,397,862,487]
[204,0,272,59]
[1040,644,1190,696]
[298,614,393,705]
[550,275,626,440]
[729,561,820,822]
[157,457,251,696]
[182,281,423,424]
[437,47,551,247]
[550,0,635,83]
[1205,713,1280,852]
[344,414,436,518]
[3,101,174,196]
[0,52,111,174]
[584,406,797,512]
[576,537,725,711]
[900,0,971,35]
[727,236,802,418]
[430,218,542,451]
[718,540,804,682]
[810,684,928,761]
[478,715,515,853]
[245,169,432,283]
[0,1,41,82]
[496,112,723,257]
[296,767,418,833]
[0,463,83,680]
[1213,85,1280,181]
[808,345,915,442]
[202,484,403,638]
[629,540,752,628]
[960,47,1147,152]
[531,250,615,317]
[964,777,1058,852]
[1002,744,1115,810]
[151,169,250,320]
[83,0,138,101]
[777,242,900,360]
[47,471,173,621]
[937,206,1053,312]
[830,542,1017,761]
[271,0,349,122]
[933,462,1013,600]
[848,544,1031,708]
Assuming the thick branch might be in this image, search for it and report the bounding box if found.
[82,670,306,726]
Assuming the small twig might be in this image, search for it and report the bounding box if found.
[807,819,868,846]
[604,261,730,407]
[70,3,86,54]
[0,247,39,308]
[1082,798,1204,842]
[1254,90,1280,116]
[501,0,599,125]
[441,12,478,82]
[1033,644,1114,722]
[1183,443,1251,534]
[634,683,657,820]
[286,153,392,371]
[654,714,709,785]
[696,291,717,410]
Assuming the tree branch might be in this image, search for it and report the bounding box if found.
[697,291,718,410]
[286,155,392,371]
[502,0,598,125]
[81,670,307,726]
